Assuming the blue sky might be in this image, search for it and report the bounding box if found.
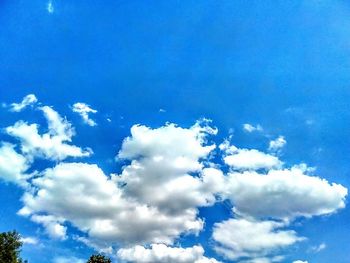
[0,1,350,262]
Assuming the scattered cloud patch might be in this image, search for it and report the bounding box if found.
[268,136,286,152]
[6,106,92,161]
[9,94,38,112]
[20,236,39,245]
[53,256,84,263]
[47,1,54,13]
[310,242,326,253]
[305,119,314,126]
[72,102,97,126]
[243,123,263,133]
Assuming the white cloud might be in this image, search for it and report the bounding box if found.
[0,143,30,186]
[117,244,221,263]
[18,122,222,248]
[20,236,39,245]
[6,106,92,161]
[118,121,216,161]
[19,162,203,245]
[243,123,263,133]
[19,162,125,241]
[115,123,219,210]
[310,242,326,253]
[224,148,282,170]
[218,139,237,154]
[53,256,84,263]
[212,218,303,261]
[72,102,97,126]
[47,1,54,13]
[41,106,74,140]
[29,214,67,240]
[222,167,347,220]
[293,261,308,263]
[9,94,38,112]
[268,136,286,152]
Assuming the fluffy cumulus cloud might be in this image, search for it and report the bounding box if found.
[117,244,221,263]
[0,95,348,263]
[0,143,30,185]
[115,122,219,214]
[6,106,92,161]
[72,102,97,126]
[28,214,67,240]
[23,161,192,244]
[9,94,38,112]
[212,218,303,261]
[19,162,125,241]
[221,167,347,220]
[211,140,345,261]
[223,148,282,170]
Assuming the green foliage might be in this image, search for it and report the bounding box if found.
[86,254,112,263]
[0,230,27,263]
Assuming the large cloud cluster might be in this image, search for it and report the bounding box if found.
[0,94,347,263]
[210,140,347,261]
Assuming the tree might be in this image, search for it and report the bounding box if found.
[86,254,112,263]
[0,230,27,263]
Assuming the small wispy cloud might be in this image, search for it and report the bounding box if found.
[9,94,38,112]
[72,102,97,126]
[268,136,286,152]
[53,256,84,263]
[310,243,326,253]
[47,0,54,14]
[243,123,263,133]
[20,236,39,245]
